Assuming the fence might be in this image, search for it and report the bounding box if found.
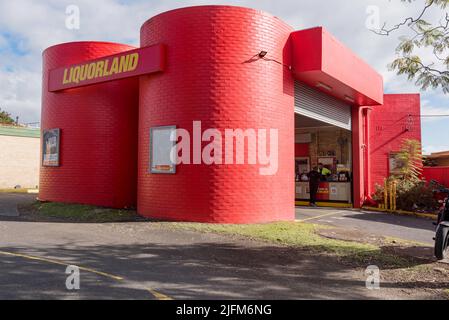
[423,167,449,187]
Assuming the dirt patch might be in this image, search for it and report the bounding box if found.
[318,227,433,262]
[316,225,449,298]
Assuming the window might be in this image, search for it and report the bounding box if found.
[150,126,177,174]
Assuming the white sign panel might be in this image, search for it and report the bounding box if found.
[150,126,176,174]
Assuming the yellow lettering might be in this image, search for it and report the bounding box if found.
[119,55,130,73]
[95,61,104,78]
[72,66,81,84]
[127,53,139,71]
[109,57,119,75]
[103,59,110,76]
[62,68,70,84]
[87,63,96,80]
[79,65,88,81]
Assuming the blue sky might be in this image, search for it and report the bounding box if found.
[0,0,447,154]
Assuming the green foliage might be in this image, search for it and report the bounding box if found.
[372,139,438,212]
[376,0,449,93]
[169,222,412,267]
[0,108,15,125]
[394,139,423,182]
[32,202,140,223]
[396,180,437,211]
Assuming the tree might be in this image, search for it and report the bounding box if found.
[394,139,423,182]
[373,0,449,93]
[0,108,15,125]
[372,139,437,212]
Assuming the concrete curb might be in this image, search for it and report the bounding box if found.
[362,206,437,221]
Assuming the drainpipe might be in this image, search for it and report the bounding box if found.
[360,107,373,203]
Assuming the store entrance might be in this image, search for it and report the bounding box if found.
[295,113,353,208]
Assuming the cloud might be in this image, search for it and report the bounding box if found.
[0,0,447,154]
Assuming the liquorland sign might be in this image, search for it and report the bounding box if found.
[48,44,165,92]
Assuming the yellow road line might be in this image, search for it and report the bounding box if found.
[0,250,123,281]
[0,249,172,300]
[147,288,173,300]
[296,211,344,223]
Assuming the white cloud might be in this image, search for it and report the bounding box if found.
[0,0,448,145]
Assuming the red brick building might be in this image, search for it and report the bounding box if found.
[39,6,421,223]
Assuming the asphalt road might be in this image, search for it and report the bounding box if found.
[0,193,441,300]
[0,193,35,217]
[295,207,435,245]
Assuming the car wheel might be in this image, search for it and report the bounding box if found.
[435,226,449,260]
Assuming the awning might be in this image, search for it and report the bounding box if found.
[290,27,384,106]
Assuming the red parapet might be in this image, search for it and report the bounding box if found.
[290,27,384,106]
[48,44,165,92]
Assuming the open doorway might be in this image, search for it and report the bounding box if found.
[294,82,353,208]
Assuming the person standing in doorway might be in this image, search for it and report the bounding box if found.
[308,166,321,207]
[318,163,332,181]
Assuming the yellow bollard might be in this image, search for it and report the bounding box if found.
[392,181,397,212]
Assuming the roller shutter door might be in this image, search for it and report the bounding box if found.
[294,81,352,130]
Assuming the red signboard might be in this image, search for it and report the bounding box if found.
[316,182,330,201]
[48,44,165,92]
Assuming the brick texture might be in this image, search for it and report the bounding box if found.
[423,167,449,187]
[138,6,295,223]
[368,94,422,193]
[0,135,39,189]
[40,42,139,208]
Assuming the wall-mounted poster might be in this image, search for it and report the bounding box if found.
[42,129,60,167]
[389,152,405,175]
[150,126,177,174]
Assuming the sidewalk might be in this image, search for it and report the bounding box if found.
[295,206,435,246]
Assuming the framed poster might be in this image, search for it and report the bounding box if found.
[389,152,405,175]
[150,126,177,174]
[42,128,60,167]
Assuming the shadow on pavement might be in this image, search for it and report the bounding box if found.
[0,241,445,300]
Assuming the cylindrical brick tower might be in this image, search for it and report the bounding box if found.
[40,42,139,208]
[138,6,295,223]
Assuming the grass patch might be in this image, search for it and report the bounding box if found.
[0,188,31,193]
[22,202,420,268]
[168,222,414,268]
[30,201,140,223]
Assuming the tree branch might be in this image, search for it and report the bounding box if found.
[372,0,435,36]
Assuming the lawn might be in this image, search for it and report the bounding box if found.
[23,201,420,268]
[166,222,416,268]
[28,201,140,223]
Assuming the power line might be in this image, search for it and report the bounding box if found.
[409,114,449,117]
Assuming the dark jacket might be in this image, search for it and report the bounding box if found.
[308,170,321,186]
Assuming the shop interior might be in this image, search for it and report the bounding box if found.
[295,113,353,205]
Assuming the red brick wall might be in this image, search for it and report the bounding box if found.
[423,167,449,187]
[138,6,295,223]
[40,42,139,208]
[368,94,421,194]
